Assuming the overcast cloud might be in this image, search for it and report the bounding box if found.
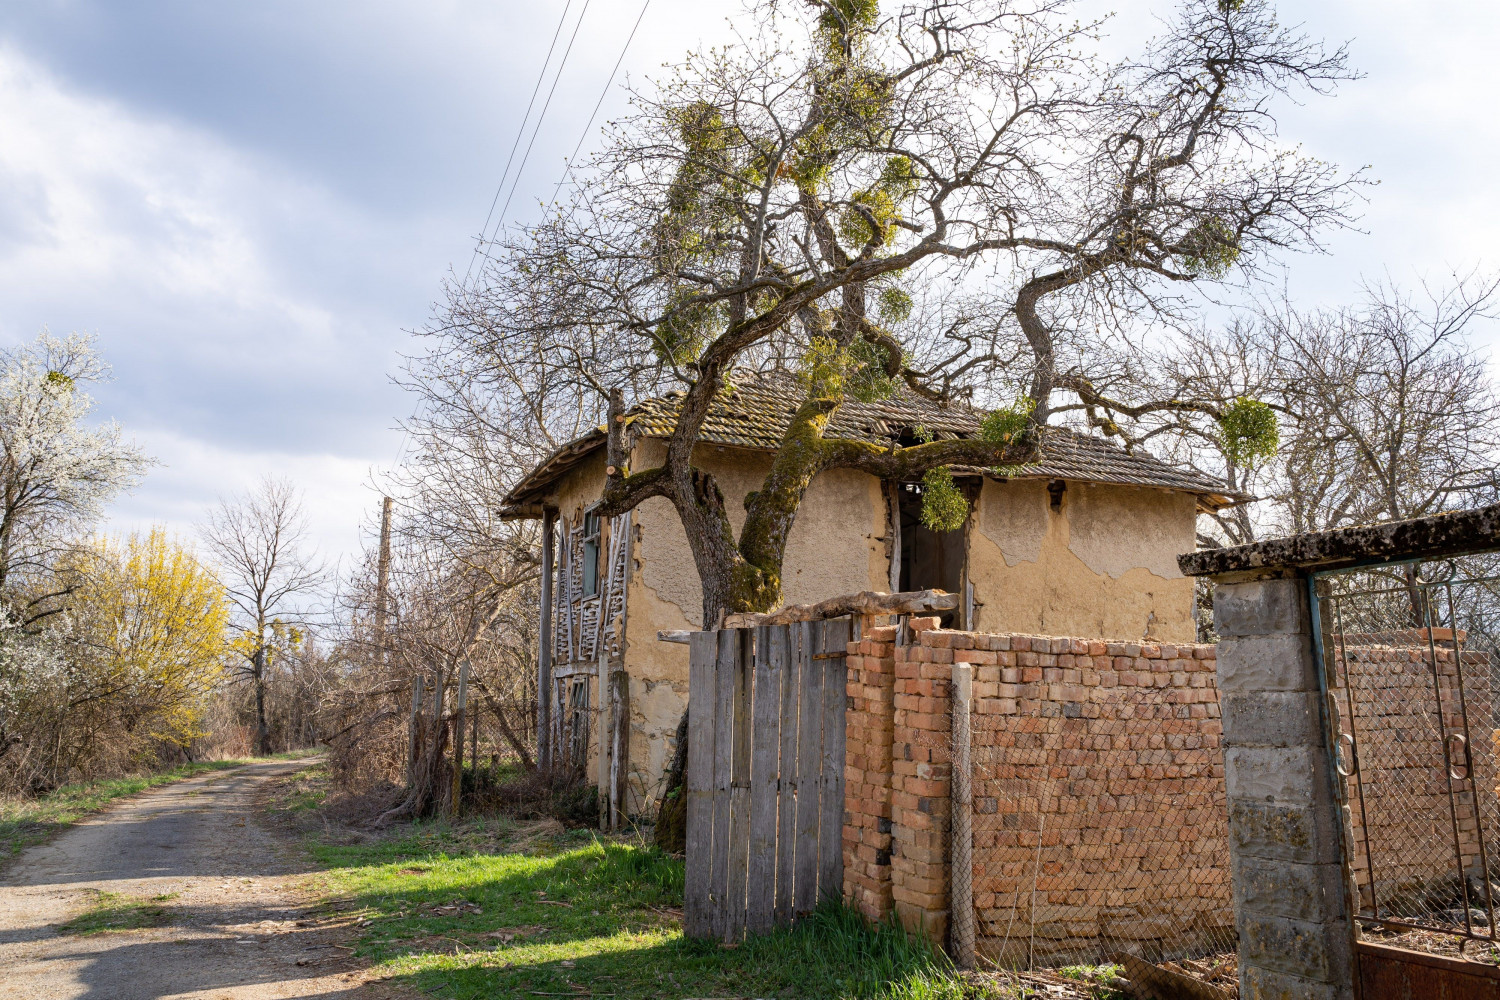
[0,0,1495,569]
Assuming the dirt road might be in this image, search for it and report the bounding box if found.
[0,759,410,1000]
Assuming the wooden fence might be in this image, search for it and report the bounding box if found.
[684,619,850,941]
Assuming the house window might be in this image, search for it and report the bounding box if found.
[581,508,602,596]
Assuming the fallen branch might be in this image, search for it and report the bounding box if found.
[721,589,956,629]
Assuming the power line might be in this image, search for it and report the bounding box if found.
[547,0,652,212]
[459,0,577,292]
[483,0,594,265]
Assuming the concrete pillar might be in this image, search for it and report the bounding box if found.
[1213,573,1357,1000]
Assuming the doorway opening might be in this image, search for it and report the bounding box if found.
[897,480,964,626]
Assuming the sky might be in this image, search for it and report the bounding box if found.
[0,0,1496,572]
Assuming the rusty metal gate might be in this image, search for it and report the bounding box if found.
[1315,555,1500,995]
[684,619,850,941]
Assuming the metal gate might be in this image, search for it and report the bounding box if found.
[1315,555,1500,992]
[683,619,850,941]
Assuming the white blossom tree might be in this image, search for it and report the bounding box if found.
[0,331,151,623]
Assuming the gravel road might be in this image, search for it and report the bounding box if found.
[0,759,414,1000]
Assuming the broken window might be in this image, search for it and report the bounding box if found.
[581,508,602,597]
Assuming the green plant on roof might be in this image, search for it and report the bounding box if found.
[979,396,1035,445]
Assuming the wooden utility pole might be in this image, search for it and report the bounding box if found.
[375,496,393,663]
[450,660,469,817]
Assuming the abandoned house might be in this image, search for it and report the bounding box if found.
[499,380,1238,820]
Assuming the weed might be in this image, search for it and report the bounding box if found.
[59,890,175,935]
[312,823,966,999]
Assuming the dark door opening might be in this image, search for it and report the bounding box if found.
[897,481,964,626]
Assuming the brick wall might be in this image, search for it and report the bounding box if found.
[1334,640,1495,917]
[845,619,1233,964]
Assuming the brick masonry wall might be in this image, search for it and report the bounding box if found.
[844,619,1233,964]
[1333,642,1495,917]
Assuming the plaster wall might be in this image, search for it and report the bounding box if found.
[619,438,887,811]
[969,479,1198,642]
[542,438,1201,811]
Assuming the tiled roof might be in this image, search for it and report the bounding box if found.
[505,379,1241,509]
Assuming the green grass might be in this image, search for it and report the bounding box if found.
[0,754,315,863]
[59,890,178,935]
[312,822,974,999]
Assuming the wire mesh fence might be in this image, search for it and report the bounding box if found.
[1321,554,1500,962]
[967,641,1237,974]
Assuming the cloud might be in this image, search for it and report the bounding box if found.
[0,44,407,558]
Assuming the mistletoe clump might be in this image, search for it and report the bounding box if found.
[919,466,969,532]
[797,336,897,403]
[980,397,1036,445]
[1218,396,1278,467]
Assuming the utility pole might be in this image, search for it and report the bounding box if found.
[375,496,393,664]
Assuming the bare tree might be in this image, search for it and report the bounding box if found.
[201,476,326,756]
[445,0,1360,623]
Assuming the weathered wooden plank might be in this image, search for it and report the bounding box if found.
[406,675,424,788]
[773,623,798,924]
[683,631,718,938]
[817,619,850,903]
[724,631,752,941]
[608,666,629,832]
[793,620,825,918]
[722,589,958,628]
[747,626,779,935]
[708,629,737,940]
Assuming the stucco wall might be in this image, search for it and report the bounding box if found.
[619,438,888,812]
[543,438,1200,812]
[969,479,1197,642]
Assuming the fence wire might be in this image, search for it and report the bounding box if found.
[1323,554,1500,962]
[968,653,1236,973]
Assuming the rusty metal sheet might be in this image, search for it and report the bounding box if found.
[1359,941,1500,999]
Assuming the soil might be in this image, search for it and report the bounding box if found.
[0,758,418,1000]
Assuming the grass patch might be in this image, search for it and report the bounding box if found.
[0,757,294,863]
[59,890,178,935]
[311,822,974,999]
[268,763,329,815]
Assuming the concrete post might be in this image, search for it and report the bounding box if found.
[1213,573,1356,1000]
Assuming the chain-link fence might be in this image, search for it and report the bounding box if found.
[1321,554,1500,962]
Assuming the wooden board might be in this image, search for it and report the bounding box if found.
[724,630,752,940]
[683,620,850,941]
[683,630,718,938]
[708,629,737,940]
[747,626,780,934]
[793,620,825,917]
[817,619,849,902]
[774,623,799,924]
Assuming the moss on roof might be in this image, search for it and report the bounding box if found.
[505,380,1242,511]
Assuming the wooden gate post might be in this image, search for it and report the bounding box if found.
[951,661,975,970]
[451,660,469,818]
